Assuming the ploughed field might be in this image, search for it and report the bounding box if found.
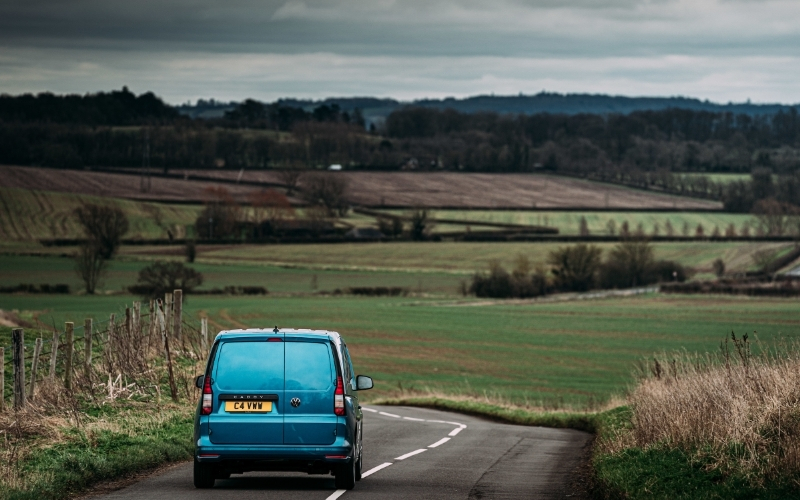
[178,169,722,210]
[0,165,263,203]
[0,184,746,245]
[2,293,797,408]
[0,165,721,209]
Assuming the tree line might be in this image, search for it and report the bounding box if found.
[2,89,800,210]
[468,241,689,299]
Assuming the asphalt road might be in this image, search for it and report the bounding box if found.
[96,405,592,500]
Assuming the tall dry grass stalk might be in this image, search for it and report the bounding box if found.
[0,303,209,489]
[615,332,800,485]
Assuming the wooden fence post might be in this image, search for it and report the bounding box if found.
[106,314,117,353]
[149,300,155,340]
[49,329,59,379]
[0,347,5,412]
[173,289,182,341]
[156,305,178,402]
[84,318,93,380]
[201,317,208,352]
[125,307,132,340]
[64,322,74,391]
[164,292,173,338]
[28,338,42,399]
[133,302,141,335]
[12,328,25,409]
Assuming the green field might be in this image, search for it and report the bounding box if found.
[679,173,751,184]
[0,254,464,295]
[404,210,757,237]
[0,239,791,296]
[178,240,790,275]
[2,293,798,408]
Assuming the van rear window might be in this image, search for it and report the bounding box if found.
[214,341,284,390]
[285,342,334,391]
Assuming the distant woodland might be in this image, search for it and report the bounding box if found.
[2,89,800,212]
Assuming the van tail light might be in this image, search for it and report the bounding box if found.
[334,376,345,416]
[201,376,213,415]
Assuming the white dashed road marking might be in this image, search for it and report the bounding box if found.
[325,490,346,500]
[395,449,427,460]
[331,408,467,499]
[428,437,451,448]
[361,462,393,478]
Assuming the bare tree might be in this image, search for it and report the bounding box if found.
[712,258,726,278]
[195,186,241,240]
[752,198,798,236]
[278,165,305,196]
[752,248,778,273]
[620,221,630,237]
[606,219,617,236]
[408,209,434,241]
[304,204,330,236]
[74,203,129,259]
[301,173,349,217]
[665,219,675,237]
[578,216,590,237]
[249,189,294,236]
[377,217,403,238]
[75,243,107,294]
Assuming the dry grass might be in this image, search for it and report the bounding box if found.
[0,305,207,494]
[605,333,800,487]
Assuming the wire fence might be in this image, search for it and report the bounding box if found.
[1,291,213,409]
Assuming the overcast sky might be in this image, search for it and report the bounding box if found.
[1,0,799,104]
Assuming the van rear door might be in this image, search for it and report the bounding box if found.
[283,340,337,445]
[208,340,284,445]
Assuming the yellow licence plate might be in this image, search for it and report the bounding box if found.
[224,401,272,413]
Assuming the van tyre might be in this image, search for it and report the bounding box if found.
[334,459,356,490]
[355,453,362,481]
[193,459,216,489]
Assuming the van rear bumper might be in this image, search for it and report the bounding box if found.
[195,436,353,463]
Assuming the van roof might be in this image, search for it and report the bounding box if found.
[215,328,341,341]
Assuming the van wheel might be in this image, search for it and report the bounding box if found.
[355,453,362,481]
[334,459,356,490]
[193,459,216,489]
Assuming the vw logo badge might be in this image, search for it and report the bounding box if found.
[291,397,301,407]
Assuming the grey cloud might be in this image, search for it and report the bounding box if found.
[1,0,798,58]
[1,0,799,103]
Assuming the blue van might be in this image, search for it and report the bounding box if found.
[193,328,373,489]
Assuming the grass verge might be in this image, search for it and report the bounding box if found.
[374,395,611,433]
[0,405,193,500]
